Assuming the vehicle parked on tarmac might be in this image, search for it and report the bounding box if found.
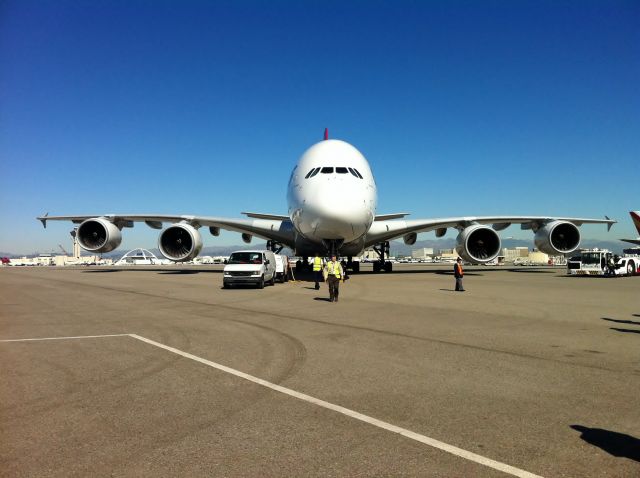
[223,250,276,289]
[567,248,639,276]
[274,254,290,283]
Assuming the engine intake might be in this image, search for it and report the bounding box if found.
[534,220,580,255]
[403,232,417,245]
[158,224,202,261]
[456,225,501,263]
[77,218,122,253]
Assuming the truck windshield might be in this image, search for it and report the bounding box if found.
[581,253,602,265]
[228,252,263,264]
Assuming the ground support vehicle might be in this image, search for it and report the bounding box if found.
[567,249,638,276]
[274,254,290,283]
[223,250,276,288]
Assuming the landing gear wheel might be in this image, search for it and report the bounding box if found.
[373,262,381,273]
[352,262,360,273]
[384,261,393,272]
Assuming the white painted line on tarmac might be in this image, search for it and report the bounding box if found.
[129,333,543,478]
[0,334,129,343]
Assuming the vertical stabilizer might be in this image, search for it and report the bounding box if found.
[630,211,640,235]
[324,128,328,140]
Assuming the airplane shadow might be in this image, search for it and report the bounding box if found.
[570,425,640,462]
[507,269,557,274]
[81,268,223,274]
[602,317,640,326]
[313,297,332,302]
[610,328,640,335]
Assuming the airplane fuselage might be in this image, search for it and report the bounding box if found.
[287,139,377,255]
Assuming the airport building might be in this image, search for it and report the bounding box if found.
[411,248,434,260]
[502,247,530,262]
[438,248,460,261]
[5,254,112,267]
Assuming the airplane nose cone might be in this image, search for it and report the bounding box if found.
[308,196,371,241]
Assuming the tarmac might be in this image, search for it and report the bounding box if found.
[1,263,638,477]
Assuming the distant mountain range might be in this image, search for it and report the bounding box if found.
[2,238,631,259]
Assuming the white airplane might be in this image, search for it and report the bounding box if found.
[37,130,616,272]
[620,211,640,246]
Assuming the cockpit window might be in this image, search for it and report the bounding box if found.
[321,167,334,174]
[288,165,297,184]
[310,167,320,177]
[304,169,314,179]
[348,167,363,179]
[336,167,348,174]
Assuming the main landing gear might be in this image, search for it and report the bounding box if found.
[372,241,393,273]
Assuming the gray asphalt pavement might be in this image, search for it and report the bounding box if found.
[1,264,638,477]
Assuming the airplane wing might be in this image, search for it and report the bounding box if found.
[365,215,616,247]
[37,213,296,247]
[621,239,640,246]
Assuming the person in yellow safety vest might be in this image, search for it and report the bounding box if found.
[323,255,344,302]
[312,253,325,290]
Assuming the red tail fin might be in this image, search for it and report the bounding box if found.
[324,128,328,140]
[631,211,640,235]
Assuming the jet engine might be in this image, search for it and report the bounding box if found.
[403,232,417,245]
[158,223,203,261]
[77,218,122,253]
[534,220,580,255]
[456,225,501,263]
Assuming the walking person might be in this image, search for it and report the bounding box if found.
[454,257,465,292]
[323,255,344,302]
[312,253,325,290]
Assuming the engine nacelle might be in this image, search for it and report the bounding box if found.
[403,232,417,245]
[158,224,203,262]
[534,220,580,255]
[242,233,252,244]
[456,225,501,263]
[77,218,122,253]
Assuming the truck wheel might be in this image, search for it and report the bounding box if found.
[258,276,264,289]
[384,261,393,272]
[628,261,635,276]
[223,282,229,289]
[269,273,275,285]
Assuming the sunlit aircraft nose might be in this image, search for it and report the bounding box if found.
[308,196,371,241]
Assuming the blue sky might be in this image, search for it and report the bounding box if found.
[1,0,638,254]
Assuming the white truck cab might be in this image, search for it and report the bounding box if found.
[223,250,276,289]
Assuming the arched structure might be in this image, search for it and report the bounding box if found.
[114,248,169,265]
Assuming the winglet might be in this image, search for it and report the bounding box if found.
[605,216,614,232]
[38,212,49,229]
[324,128,328,140]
